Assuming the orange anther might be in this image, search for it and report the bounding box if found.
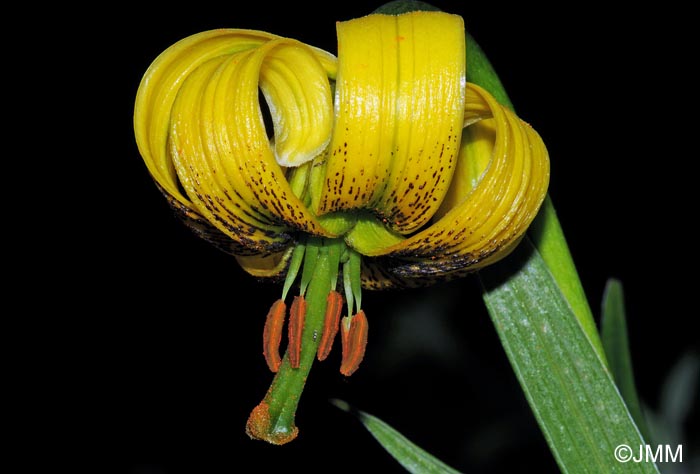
[340,310,368,376]
[288,295,307,369]
[317,290,343,361]
[263,299,286,373]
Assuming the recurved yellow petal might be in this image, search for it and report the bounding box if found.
[236,248,295,279]
[434,116,496,220]
[313,11,466,235]
[260,42,334,166]
[135,30,339,255]
[135,29,277,208]
[347,83,550,284]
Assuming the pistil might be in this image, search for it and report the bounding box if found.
[247,236,369,444]
[246,237,341,444]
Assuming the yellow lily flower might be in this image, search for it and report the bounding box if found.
[134,11,549,444]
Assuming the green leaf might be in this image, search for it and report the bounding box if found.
[646,352,699,452]
[331,399,463,474]
[376,0,606,365]
[373,0,440,14]
[372,3,643,473]
[461,7,645,471]
[601,278,650,442]
[658,353,699,432]
[527,198,606,362]
[480,243,659,474]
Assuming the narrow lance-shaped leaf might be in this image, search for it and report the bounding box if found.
[480,242,658,474]
[362,3,639,473]
[601,278,651,442]
[463,31,605,362]
[331,399,464,474]
[455,3,653,471]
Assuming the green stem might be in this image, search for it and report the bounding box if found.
[376,0,604,361]
[246,237,343,444]
[464,33,606,362]
[528,197,604,359]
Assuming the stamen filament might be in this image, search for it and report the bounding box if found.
[299,239,320,296]
[346,248,363,311]
[343,259,355,317]
[282,243,305,301]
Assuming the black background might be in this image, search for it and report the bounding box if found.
[74,1,698,472]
